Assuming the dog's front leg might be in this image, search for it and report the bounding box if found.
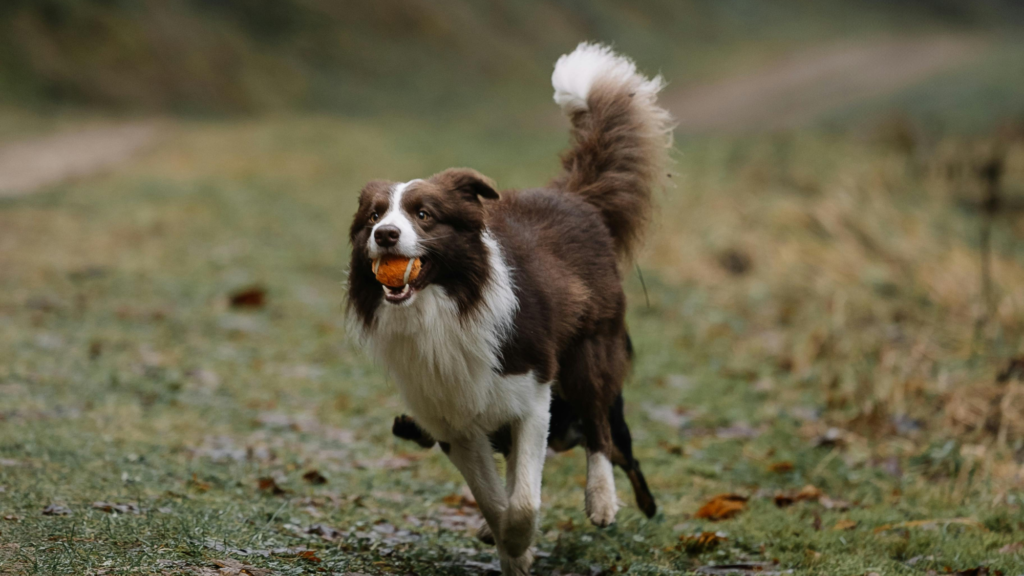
[444,434,517,566]
[499,384,552,573]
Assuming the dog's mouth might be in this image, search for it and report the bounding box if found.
[379,257,432,305]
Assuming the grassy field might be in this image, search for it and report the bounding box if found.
[1,98,1024,575]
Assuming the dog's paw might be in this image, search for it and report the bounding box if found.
[586,494,619,527]
[500,504,538,558]
[392,414,436,449]
[476,522,495,545]
[500,549,534,576]
[585,452,619,527]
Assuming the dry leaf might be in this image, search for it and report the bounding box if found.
[775,484,824,508]
[442,493,478,508]
[297,550,321,563]
[301,470,327,485]
[695,494,747,521]
[998,542,1023,554]
[41,504,72,516]
[229,286,267,309]
[679,531,726,554]
[3,515,21,522]
[696,562,789,575]
[768,461,795,473]
[257,477,288,496]
[555,518,575,532]
[210,558,271,576]
[91,501,140,514]
[833,519,858,531]
[873,517,985,534]
[306,523,343,541]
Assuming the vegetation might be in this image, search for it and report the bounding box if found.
[3,2,1024,575]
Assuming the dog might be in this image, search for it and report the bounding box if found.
[346,42,673,575]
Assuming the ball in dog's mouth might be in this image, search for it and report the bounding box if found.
[373,255,426,304]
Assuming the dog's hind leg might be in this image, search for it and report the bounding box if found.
[609,393,657,518]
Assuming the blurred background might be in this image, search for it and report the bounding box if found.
[3,2,1024,575]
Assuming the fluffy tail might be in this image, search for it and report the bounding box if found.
[551,42,674,261]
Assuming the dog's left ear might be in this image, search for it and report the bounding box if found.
[435,168,499,201]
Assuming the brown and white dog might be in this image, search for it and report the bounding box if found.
[346,43,673,575]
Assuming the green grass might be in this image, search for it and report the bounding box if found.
[2,109,1024,575]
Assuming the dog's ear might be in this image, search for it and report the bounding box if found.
[433,168,499,201]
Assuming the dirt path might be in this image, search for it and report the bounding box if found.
[0,121,159,197]
[667,36,986,133]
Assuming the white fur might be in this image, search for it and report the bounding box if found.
[552,42,665,113]
[369,180,421,259]
[585,450,619,526]
[359,231,523,440]
[357,228,547,573]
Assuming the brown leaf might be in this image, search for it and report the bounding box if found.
[774,484,824,508]
[3,515,20,522]
[297,550,321,563]
[873,517,985,534]
[695,494,747,521]
[229,286,267,309]
[768,461,794,473]
[257,477,288,496]
[556,518,575,532]
[442,493,478,509]
[833,519,858,531]
[301,470,327,485]
[796,484,823,501]
[679,531,726,554]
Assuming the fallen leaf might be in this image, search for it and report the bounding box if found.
[442,493,478,508]
[695,494,747,521]
[998,542,1023,554]
[41,504,72,516]
[819,496,851,511]
[679,531,726,554]
[91,501,141,514]
[301,470,327,485]
[696,563,791,575]
[229,286,267,309]
[257,477,288,496]
[768,461,794,473]
[210,558,271,576]
[556,518,575,532]
[833,519,858,531]
[774,484,824,508]
[796,484,823,501]
[873,517,986,534]
[3,515,21,522]
[307,524,343,541]
[297,550,321,563]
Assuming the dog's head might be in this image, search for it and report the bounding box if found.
[347,168,499,327]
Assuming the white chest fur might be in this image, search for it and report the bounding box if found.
[358,232,538,440]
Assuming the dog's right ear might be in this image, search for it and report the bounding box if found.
[432,168,499,201]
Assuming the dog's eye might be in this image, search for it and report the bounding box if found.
[370,212,379,223]
[417,210,429,221]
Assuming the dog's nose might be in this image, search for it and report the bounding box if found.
[374,225,401,248]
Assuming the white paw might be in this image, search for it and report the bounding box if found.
[500,503,538,558]
[586,451,619,527]
[500,548,534,576]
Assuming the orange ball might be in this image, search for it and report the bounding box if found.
[373,255,421,287]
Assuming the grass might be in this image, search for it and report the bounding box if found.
[2,102,1024,576]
